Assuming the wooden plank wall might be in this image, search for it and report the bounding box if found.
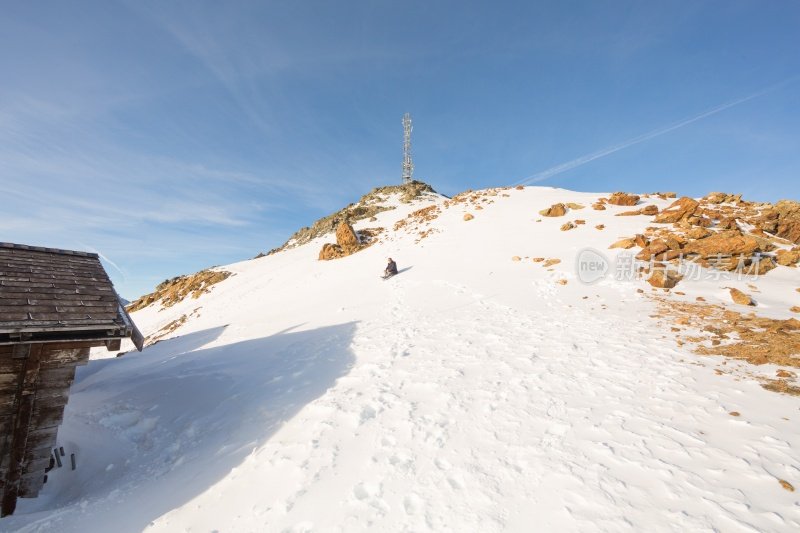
[0,342,92,516]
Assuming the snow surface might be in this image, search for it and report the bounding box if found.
[4,186,800,532]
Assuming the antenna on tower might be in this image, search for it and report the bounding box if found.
[402,113,413,184]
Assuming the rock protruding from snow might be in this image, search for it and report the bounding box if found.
[654,197,699,223]
[758,200,800,244]
[647,268,682,289]
[606,192,640,206]
[275,181,438,253]
[127,269,232,312]
[729,287,755,306]
[539,203,567,217]
[319,222,364,261]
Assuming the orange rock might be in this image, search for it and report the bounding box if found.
[539,203,567,217]
[595,224,605,230]
[607,192,640,206]
[610,238,636,249]
[654,197,699,223]
[318,243,344,260]
[560,222,576,231]
[592,203,606,211]
[683,231,760,258]
[729,288,755,306]
[647,269,682,289]
[775,200,800,243]
[463,213,475,221]
[776,249,800,266]
[336,222,360,247]
[687,227,712,239]
[717,217,739,230]
[636,239,669,260]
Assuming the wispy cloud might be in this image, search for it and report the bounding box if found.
[515,76,797,186]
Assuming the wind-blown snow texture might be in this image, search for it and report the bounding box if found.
[5,187,799,532]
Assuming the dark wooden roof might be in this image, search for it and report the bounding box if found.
[0,243,143,350]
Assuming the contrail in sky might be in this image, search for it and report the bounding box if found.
[514,77,796,186]
[81,244,128,283]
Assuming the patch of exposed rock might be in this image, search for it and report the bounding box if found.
[616,205,659,216]
[606,192,640,206]
[652,297,800,395]
[273,180,437,254]
[756,200,800,244]
[127,270,233,312]
[729,288,755,306]
[318,221,380,260]
[647,269,682,289]
[539,203,567,217]
[654,197,699,223]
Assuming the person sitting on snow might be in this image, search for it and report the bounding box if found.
[384,258,398,278]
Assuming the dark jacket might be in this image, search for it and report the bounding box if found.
[386,260,398,275]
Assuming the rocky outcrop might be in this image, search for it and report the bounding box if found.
[705,192,743,204]
[775,201,800,243]
[275,181,437,253]
[318,222,365,261]
[607,192,640,206]
[539,203,567,217]
[336,222,359,247]
[127,269,233,312]
[654,197,699,224]
[682,230,760,258]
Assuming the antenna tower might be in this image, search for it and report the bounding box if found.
[402,113,413,184]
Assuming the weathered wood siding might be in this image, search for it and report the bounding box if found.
[0,341,94,516]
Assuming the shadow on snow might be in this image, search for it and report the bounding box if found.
[7,322,358,532]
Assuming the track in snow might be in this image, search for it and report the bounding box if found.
[145,278,799,532]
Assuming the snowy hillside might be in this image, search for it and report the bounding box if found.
[4,185,800,532]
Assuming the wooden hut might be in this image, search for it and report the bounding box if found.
[0,243,144,516]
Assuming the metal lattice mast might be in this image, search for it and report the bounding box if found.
[402,113,413,184]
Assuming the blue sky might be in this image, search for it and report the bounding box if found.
[1,1,798,299]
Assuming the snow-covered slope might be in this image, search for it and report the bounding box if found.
[5,186,800,532]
